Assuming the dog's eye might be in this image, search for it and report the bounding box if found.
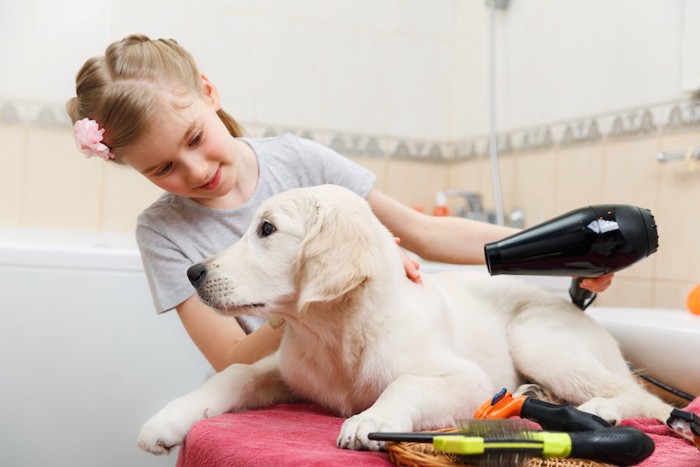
[258,220,277,237]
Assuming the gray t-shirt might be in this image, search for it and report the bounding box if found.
[136,133,376,333]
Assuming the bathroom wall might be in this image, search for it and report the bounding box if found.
[1,0,699,309]
[446,102,700,310]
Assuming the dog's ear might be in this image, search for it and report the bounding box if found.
[295,196,376,312]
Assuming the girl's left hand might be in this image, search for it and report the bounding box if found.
[394,237,422,284]
[579,273,614,293]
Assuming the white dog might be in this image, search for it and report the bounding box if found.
[138,184,672,454]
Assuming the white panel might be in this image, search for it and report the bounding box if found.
[496,0,684,131]
[0,235,212,467]
[0,1,33,99]
[31,0,113,103]
[324,28,394,134]
[255,13,330,127]
[681,0,700,92]
[390,34,454,139]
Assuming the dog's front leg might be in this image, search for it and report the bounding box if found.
[338,371,492,451]
[137,352,292,455]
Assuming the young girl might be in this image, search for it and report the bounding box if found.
[67,34,612,372]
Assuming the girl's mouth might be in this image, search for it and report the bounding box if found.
[198,166,222,191]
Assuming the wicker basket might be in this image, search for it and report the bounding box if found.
[384,428,616,467]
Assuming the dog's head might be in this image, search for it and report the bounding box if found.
[188,185,397,325]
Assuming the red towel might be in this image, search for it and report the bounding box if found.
[177,398,700,466]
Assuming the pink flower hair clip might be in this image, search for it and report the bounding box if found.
[73,118,114,160]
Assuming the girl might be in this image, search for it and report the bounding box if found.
[67,34,612,372]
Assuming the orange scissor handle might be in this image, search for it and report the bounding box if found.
[473,388,527,419]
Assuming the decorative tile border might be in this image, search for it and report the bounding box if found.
[0,100,71,129]
[3,97,699,163]
[246,122,452,163]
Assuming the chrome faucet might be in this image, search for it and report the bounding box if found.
[443,190,525,228]
[443,191,490,222]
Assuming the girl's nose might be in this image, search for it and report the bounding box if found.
[182,153,208,181]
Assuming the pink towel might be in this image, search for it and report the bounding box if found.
[618,396,700,467]
[177,398,700,466]
[176,403,392,466]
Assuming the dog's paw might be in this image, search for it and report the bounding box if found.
[337,415,405,451]
[137,398,207,455]
[577,397,622,426]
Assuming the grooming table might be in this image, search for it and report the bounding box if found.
[177,399,700,466]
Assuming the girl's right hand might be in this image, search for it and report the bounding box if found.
[394,237,422,284]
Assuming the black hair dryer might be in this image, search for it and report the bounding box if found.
[484,205,659,310]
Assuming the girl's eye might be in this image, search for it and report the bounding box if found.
[258,221,277,238]
[189,131,203,147]
[154,162,173,177]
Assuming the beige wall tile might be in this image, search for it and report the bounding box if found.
[0,126,26,226]
[476,157,495,211]
[554,144,607,213]
[655,280,697,310]
[446,158,483,193]
[350,156,387,193]
[101,164,164,233]
[602,137,661,210]
[22,128,102,230]
[513,149,559,227]
[384,159,447,213]
[594,277,655,308]
[482,154,518,222]
[445,158,489,217]
[655,129,700,283]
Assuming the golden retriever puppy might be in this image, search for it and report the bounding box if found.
[137,184,672,454]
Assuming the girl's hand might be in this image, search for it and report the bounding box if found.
[394,237,422,284]
[579,273,614,293]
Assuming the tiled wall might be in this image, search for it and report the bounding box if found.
[1,98,698,310]
[443,100,700,310]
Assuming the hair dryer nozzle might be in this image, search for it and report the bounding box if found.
[485,205,658,278]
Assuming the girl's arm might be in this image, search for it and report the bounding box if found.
[367,189,518,264]
[367,190,613,292]
[176,295,283,372]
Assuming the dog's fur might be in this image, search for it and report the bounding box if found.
[137,184,672,454]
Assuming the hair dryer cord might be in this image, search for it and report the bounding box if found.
[628,363,695,401]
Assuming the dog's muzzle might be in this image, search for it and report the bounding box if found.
[187,264,207,288]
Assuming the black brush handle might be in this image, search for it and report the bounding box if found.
[367,432,442,443]
[521,398,611,432]
[569,427,655,466]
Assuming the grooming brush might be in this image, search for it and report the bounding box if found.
[667,408,700,449]
[369,419,655,466]
[474,387,611,432]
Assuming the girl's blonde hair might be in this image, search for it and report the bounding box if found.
[66,34,243,163]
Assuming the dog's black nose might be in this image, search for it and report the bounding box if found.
[187,264,207,287]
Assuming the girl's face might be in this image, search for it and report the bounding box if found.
[119,79,253,208]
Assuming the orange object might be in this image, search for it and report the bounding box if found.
[473,388,526,419]
[432,206,448,216]
[432,191,449,217]
[688,284,700,315]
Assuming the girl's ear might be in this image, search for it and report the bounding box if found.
[200,74,222,111]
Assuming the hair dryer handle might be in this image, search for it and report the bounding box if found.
[569,278,597,310]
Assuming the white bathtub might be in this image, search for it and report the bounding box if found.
[0,228,209,467]
[587,306,700,400]
[1,231,696,467]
